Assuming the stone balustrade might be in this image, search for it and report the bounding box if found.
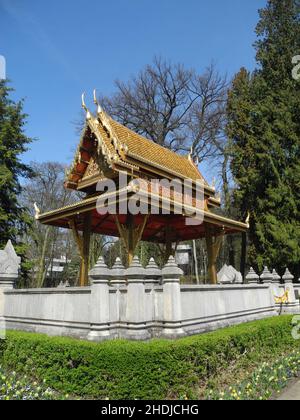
[245,265,300,313]
[0,241,299,341]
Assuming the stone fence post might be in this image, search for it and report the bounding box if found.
[110,258,126,324]
[162,256,185,338]
[0,241,20,333]
[0,241,20,290]
[245,267,260,284]
[125,256,150,340]
[110,258,126,287]
[272,269,281,285]
[260,267,273,284]
[283,269,298,308]
[145,258,161,287]
[88,257,111,341]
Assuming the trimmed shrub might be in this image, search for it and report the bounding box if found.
[0,316,298,399]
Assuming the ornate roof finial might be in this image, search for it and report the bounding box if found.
[81,92,91,120]
[245,211,250,227]
[93,89,103,115]
[188,146,193,162]
[34,202,41,220]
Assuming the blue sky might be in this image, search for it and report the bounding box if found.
[0,0,266,173]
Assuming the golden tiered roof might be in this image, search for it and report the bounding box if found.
[64,103,214,196]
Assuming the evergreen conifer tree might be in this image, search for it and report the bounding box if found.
[227,0,300,275]
[0,80,34,256]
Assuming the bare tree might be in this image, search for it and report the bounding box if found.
[101,58,228,162]
[187,65,228,162]
[21,162,79,287]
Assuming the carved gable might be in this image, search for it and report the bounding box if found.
[82,155,103,180]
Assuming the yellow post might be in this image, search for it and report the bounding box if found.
[115,215,149,267]
[69,213,92,287]
[80,212,92,287]
[127,214,135,267]
[205,226,224,285]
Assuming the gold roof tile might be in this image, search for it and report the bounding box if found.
[66,111,207,189]
[109,118,203,182]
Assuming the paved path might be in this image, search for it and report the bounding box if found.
[277,380,300,400]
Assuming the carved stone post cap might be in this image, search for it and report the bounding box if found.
[126,256,146,281]
[282,268,294,283]
[162,256,183,282]
[111,257,126,279]
[145,258,161,279]
[4,240,21,266]
[245,267,259,282]
[260,266,273,283]
[89,256,110,281]
[0,240,21,276]
[272,269,281,283]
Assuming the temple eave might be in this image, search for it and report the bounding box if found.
[37,192,248,244]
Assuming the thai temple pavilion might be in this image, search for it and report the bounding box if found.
[36,92,248,286]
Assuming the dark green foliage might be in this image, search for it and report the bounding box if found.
[0,316,298,400]
[227,0,300,275]
[0,80,34,260]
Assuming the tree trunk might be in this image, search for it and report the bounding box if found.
[240,232,247,281]
[222,153,236,267]
[192,240,200,284]
[37,226,51,288]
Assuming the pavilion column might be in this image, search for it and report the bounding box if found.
[69,213,92,287]
[80,212,92,287]
[127,214,135,266]
[205,226,224,285]
[115,214,149,267]
[164,225,174,264]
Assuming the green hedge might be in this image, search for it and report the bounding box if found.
[0,316,298,399]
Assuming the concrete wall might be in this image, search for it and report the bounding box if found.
[180,284,277,335]
[294,284,300,300]
[0,242,299,341]
[4,288,91,339]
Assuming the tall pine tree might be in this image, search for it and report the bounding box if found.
[0,80,34,254]
[227,0,300,276]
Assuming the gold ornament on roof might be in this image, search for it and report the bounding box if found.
[34,202,41,220]
[81,93,92,120]
[245,211,250,227]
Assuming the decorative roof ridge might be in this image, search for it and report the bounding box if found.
[80,93,117,165]
[65,93,122,188]
[188,155,210,188]
[93,90,128,159]
[187,146,210,188]
[65,121,90,184]
[80,91,137,173]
